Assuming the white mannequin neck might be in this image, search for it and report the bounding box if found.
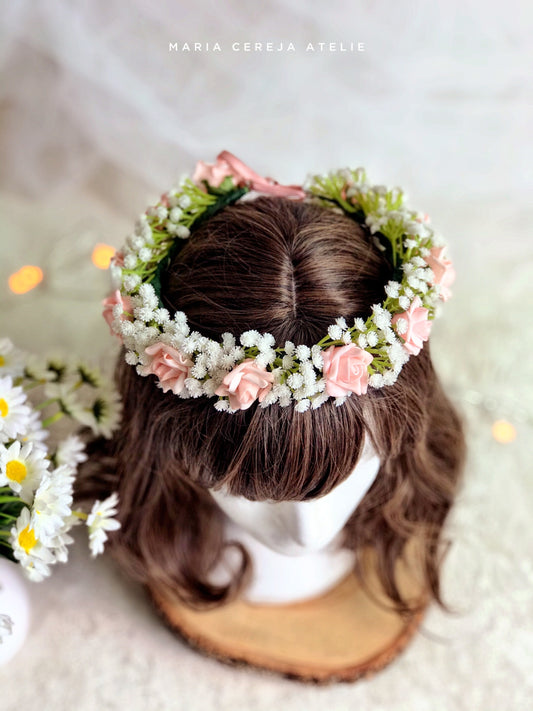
[208,438,380,604]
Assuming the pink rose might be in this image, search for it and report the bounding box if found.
[322,344,373,397]
[424,246,455,302]
[193,151,306,198]
[392,297,432,355]
[215,359,275,410]
[102,290,133,339]
[140,343,193,395]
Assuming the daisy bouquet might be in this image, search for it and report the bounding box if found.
[0,336,122,629]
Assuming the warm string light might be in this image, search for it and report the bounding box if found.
[491,419,517,444]
[8,266,44,294]
[91,243,116,270]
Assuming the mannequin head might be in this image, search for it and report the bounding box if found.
[79,196,465,611]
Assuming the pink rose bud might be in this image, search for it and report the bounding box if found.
[425,246,455,302]
[392,296,432,355]
[215,359,275,411]
[193,157,235,189]
[102,290,133,339]
[322,344,373,397]
[140,343,193,395]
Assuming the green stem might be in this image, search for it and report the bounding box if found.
[41,411,65,428]
[35,397,58,411]
[0,496,22,504]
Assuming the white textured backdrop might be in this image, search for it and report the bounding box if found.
[1,1,532,709]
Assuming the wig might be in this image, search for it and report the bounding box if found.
[77,196,465,614]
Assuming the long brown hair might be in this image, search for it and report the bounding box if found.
[77,196,465,612]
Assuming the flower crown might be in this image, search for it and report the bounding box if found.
[103,151,455,413]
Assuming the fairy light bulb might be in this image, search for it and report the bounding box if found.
[91,243,116,270]
[8,266,44,294]
[491,420,516,444]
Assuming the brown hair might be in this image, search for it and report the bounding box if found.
[77,196,465,613]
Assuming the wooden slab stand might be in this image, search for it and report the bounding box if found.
[149,548,428,684]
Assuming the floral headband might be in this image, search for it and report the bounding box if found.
[102,151,455,413]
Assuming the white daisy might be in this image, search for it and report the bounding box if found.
[44,383,86,421]
[0,375,31,442]
[0,440,50,504]
[75,362,103,388]
[20,409,49,452]
[75,386,122,438]
[0,338,26,379]
[23,354,56,383]
[31,465,74,543]
[10,507,55,582]
[55,434,87,470]
[87,492,121,558]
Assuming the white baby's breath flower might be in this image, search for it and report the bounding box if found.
[366,330,379,348]
[342,331,352,344]
[287,373,304,389]
[353,317,366,332]
[0,440,49,504]
[395,317,408,335]
[0,376,31,442]
[294,398,311,413]
[154,206,168,221]
[123,274,141,292]
[311,392,329,409]
[87,493,121,558]
[138,247,153,263]
[295,345,310,361]
[176,225,190,239]
[257,333,275,351]
[214,399,230,411]
[382,370,398,386]
[10,507,55,582]
[327,324,343,340]
[169,207,183,222]
[124,254,137,270]
[398,295,411,310]
[281,355,294,370]
[284,341,296,356]
[0,338,26,378]
[240,330,261,348]
[311,345,324,369]
[221,333,236,351]
[384,281,401,299]
[178,194,192,209]
[369,373,384,387]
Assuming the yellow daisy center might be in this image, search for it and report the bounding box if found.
[6,459,27,483]
[18,525,37,554]
[0,355,5,367]
[0,398,8,418]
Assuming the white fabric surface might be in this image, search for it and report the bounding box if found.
[1,1,532,709]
